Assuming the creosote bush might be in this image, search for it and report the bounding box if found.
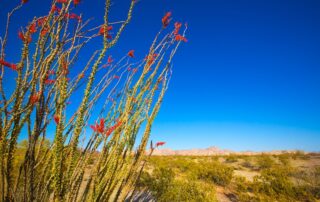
[138,167,216,202]
[0,0,187,201]
[197,162,234,186]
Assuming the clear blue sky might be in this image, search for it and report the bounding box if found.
[1,0,320,151]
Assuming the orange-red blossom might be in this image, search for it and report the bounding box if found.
[105,120,123,137]
[128,50,134,58]
[162,12,171,28]
[90,118,105,134]
[156,141,166,147]
[0,59,17,71]
[54,115,60,124]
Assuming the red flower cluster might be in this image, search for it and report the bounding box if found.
[99,25,113,39]
[45,79,55,84]
[128,50,134,58]
[65,13,81,21]
[29,23,37,33]
[73,0,80,5]
[175,34,187,42]
[174,22,182,35]
[37,17,47,26]
[156,141,166,147]
[107,55,113,64]
[113,75,120,79]
[51,5,61,13]
[105,120,123,137]
[54,115,60,124]
[162,12,171,28]
[18,31,32,43]
[30,91,41,105]
[0,59,17,71]
[21,0,28,4]
[90,118,122,137]
[57,0,68,3]
[173,22,187,42]
[37,17,49,37]
[90,118,105,134]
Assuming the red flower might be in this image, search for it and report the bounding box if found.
[99,25,113,39]
[29,23,37,33]
[145,53,158,65]
[128,50,134,58]
[156,141,166,147]
[66,13,81,21]
[175,34,187,42]
[40,27,49,37]
[105,120,122,137]
[57,0,68,3]
[37,17,47,26]
[45,79,55,84]
[90,118,105,134]
[21,0,28,3]
[73,0,80,5]
[30,91,41,105]
[113,75,120,79]
[0,59,17,71]
[54,115,60,124]
[162,12,171,28]
[18,31,32,43]
[174,22,182,35]
[107,55,113,64]
[51,5,61,14]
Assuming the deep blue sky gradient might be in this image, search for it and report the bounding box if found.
[1,0,320,151]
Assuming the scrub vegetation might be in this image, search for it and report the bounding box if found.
[137,152,320,201]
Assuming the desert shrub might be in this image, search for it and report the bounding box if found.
[197,161,234,186]
[292,150,310,160]
[158,180,215,202]
[256,154,275,170]
[140,167,216,202]
[252,166,315,201]
[225,155,238,163]
[278,153,291,165]
[233,176,250,193]
[241,160,255,170]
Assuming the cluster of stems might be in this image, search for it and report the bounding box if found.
[0,0,186,201]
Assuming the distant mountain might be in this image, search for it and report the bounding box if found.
[151,146,305,156]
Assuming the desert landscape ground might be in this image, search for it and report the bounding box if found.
[135,149,320,201]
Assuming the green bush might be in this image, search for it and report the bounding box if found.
[138,167,216,201]
[252,166,315,201]
[158,180,213,202]
[225,155,238,163]
[197,162,234,186]
[256,154,275,170]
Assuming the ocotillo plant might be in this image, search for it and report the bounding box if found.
[0,0,187,201]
